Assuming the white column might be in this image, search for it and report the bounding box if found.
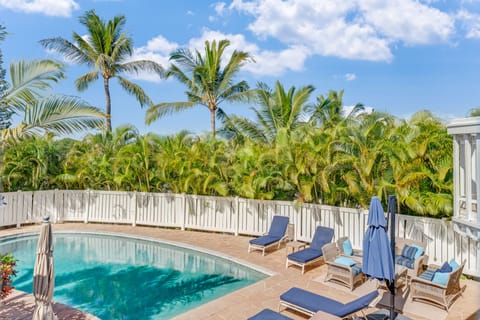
[465,134,472,222]
[476,134,480,223]
[453,136,460,219]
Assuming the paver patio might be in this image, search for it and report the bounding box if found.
[0,223,478,320]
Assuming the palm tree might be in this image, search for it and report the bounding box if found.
[40,9,164,131]
[146,39,255,138]
[0,59,105,140]
[0,58,105,192]
[221,81,314,144]
[308,90,364,128]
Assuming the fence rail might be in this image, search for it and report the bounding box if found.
[1,189,479,277]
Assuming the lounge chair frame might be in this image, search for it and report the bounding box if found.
[410,259,466,311]
[248,234,289,256]
[285,226,334,274]
[248,216,290,256]
[278,287,380,319]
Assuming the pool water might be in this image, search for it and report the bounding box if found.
[0,233,266,319]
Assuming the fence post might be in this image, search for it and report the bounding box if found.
[181,193,186,231]
[16,190,22,228]
[84,189,90,224]
[234,196,239,236]
[132,191,137,227]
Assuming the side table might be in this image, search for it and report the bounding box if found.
[286,241,306,256]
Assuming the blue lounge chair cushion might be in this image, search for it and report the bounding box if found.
[401,245,418,260]
[250,235,282,246]
[432,271,450,286]
[449,259,460,271]
[309,226,335,251]
[248,308,293,320]
[395,255,414,269]
[343,239,353,256]
[280,287,378,317]
[351,264,362,276]
[419,269,436,281]
[410,244,424,259]
[287,248,322,263]
[268,216,289,237]
[334,256,356,266]
[438,261,453,273]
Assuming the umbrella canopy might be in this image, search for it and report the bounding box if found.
[362,196,394,282]
[32,216,57,320]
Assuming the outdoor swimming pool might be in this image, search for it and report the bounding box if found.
[0,232,267,319]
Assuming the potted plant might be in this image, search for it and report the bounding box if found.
[0,253,17,300]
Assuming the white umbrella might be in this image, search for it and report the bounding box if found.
[32,216,57,320]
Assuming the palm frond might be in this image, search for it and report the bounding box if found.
[145,101,196,124]
[117,76,153,107]
[75,71,99,91]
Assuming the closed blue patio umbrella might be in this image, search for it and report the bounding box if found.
[363,196,396,319]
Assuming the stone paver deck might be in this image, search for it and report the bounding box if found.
[0,223,478,320]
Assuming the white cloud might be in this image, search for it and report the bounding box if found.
[0,0,79,17]
[214,2,227,15]
[227,0,456,62]
[359,0,454,45]
[130,29,310,81]
[456,10,480,39]
[130,36,179,82]
[345,73,357,81]
[188,29,309,76]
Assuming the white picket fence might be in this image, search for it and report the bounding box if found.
[0,189,479,277]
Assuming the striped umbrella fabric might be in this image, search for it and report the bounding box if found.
[32,216,57,320]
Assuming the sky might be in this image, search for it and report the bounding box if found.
[0,0,479,136]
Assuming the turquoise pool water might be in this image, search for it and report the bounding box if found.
[0,232,267,319]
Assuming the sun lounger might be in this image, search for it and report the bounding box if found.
[247,308,293,320]
[286,226,334,273]
[248,215,290,256]
[279,287,379,318]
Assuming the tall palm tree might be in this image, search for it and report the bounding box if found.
[146,39,255,138]
[40,9,164,131]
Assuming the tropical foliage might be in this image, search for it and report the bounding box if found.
[40,9,164,131]
[0,17,454,219]
[1,108,453,217]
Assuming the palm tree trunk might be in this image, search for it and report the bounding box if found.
[210,108,216,139]
[104,77,112,132]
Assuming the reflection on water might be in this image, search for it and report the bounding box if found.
[0,233,266,319]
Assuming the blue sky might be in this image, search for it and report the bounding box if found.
[0,0,479,136]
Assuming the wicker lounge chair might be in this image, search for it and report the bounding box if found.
[395,237,429,280]
[248,215,290,256]
[285,226,334,273]
[410,259,466,311]
[322,242,365,291]
[337,236,362,262]
[279,287,379,318]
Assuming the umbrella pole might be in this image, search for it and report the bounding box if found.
[388,195,397,320]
